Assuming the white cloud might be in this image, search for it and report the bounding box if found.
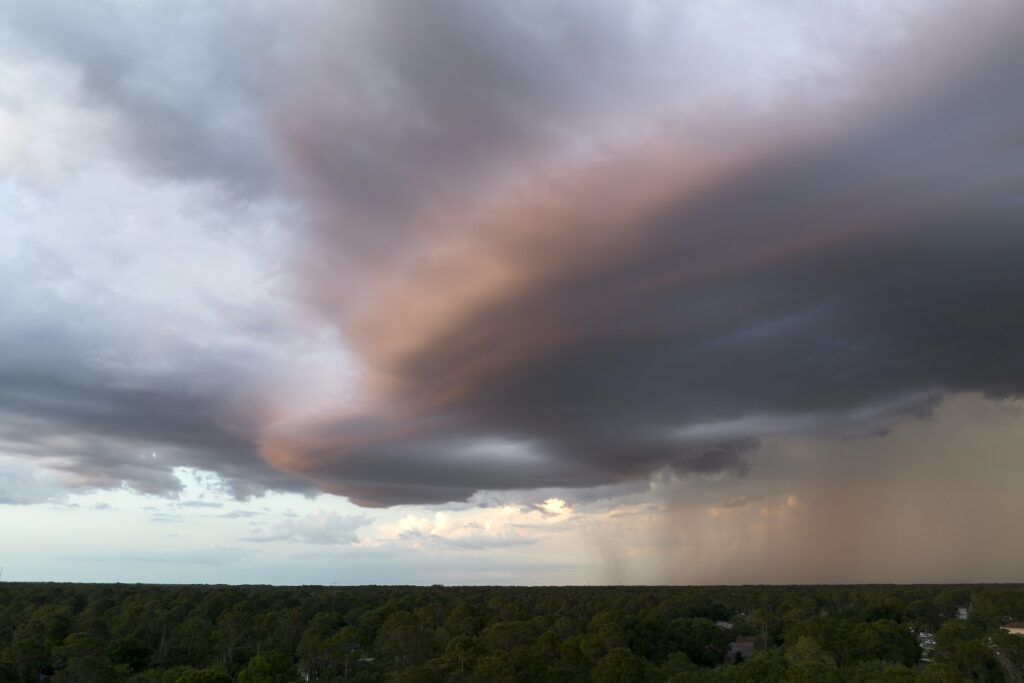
[376,499,574,551]
[244,509,371,545]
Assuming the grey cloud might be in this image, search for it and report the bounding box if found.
[278,1,727,253]
[670,440,760,478]
[243,512,371,545]
[5,0,1024,509]
[0,86,365,509]
[1,0,289,195]
[0,153,324,500]
[264,1,1024,506]
[0,326,309,499]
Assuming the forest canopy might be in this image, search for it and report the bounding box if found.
[2,583,1023,682]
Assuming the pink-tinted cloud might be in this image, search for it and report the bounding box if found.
[261,1,1024,506]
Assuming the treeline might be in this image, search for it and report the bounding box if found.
[1,583,1023,682]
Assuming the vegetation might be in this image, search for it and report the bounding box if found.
[1,583,1023,682]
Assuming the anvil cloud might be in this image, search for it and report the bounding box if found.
[2,0,1023,511]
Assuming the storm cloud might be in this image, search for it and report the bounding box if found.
[3,0,1024,508]
[263,1,1024,505]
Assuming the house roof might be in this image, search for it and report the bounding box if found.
[1002,622,1024,629]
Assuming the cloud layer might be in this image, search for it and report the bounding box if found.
[3,0,1024,509]
[264,1,1024,505]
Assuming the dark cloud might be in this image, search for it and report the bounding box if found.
[0,174,323,502]
[277,1,726,259]
[671,440,760,478]
[263,1,1024,506]
[4,0,1023,509]
[0,327,310,499]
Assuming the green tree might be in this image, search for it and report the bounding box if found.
[52,632,118,683]
[481,620,536,653]
[671,618,731,667]
[374,611,434,668]
[471,652,516,683]
[297,613,351,680]
[446,601,481,637]
[715,649,788,683]
[237,651,298,683]
[110,637,151,673]
[174,669,233,683]
[444,635,478,681]
[843,620,920,666]
[844,661,915,683]
[216,608,251,670]
[934,620,1000,681]
[10,620,50,683]
[393,664,443,683]
[783,635,841,682]
[591,647,646,683]
[322,628,365,681]
[990,627,1024,683]
[914,663,968,682]
[783,660,841,683]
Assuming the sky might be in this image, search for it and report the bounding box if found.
[1,0,1023,585]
